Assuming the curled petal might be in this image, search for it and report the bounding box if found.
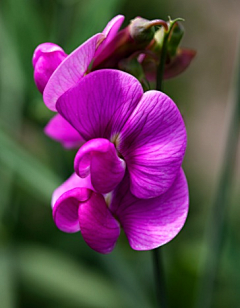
[53,187,92,233]
[43,33,104,111]
[95,15,124,58]
[56,69,143,141]
[32,43,66,67]
[44,114,85,149]
[110,169,189,250]
[74,138,126,194]
[118,90,187,199]
[33,43,67,93]
[78,192,120,254]
[52,173,93,207]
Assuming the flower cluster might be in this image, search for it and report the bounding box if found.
[33,15,190,253]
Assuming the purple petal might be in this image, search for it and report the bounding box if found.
[52,173,93,207]
[43,33,104,111]
[33,43,67,93]
[53,187,92,233]
[32,43,66,67]
[74,138,126,194]
[56,69,143,141]
[78,192,120,253]
[44,114,85,149]
[95,15,124,58]
[110,168,189,250]
[118,90,187,199]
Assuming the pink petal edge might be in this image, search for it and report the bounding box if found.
[43,33,104,111]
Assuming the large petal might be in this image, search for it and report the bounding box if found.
[94,15,124,58]
[110,169,188,250]
[56,69,143,141]
[43,33,104,111]
[117,90,187,199]
[78,192,120,254]
[53,187,92,233]
[74,138,126,194]
[44,114,85,149]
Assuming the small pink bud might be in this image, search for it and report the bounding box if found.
[33,43,67,93]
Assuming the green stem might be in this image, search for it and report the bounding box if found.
[195,38,240,308]
[152,249,167,308]
[156,30,169,91]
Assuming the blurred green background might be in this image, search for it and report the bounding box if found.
[1,0,240,307]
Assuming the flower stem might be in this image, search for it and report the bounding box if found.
[156,28,169,91]
[195,37,240,308]
[152,249,167,308]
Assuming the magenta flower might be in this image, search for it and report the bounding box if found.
[52,169,188,253]
[55,69,187,199]
[36,15,124,111]
[33,15,124,148]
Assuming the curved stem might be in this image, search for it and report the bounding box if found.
[195,37,240,308]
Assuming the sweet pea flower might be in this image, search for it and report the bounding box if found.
[52,169,188,253]
[56,69,187,199]
[33,15,125,148]
[33,15,168,112]
[33,15,124,99]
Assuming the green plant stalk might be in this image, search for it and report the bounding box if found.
[156,28,169,92]
[195,39,240,308]
[152,248,167,308]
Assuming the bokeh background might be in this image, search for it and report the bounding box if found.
[1,0,240,307]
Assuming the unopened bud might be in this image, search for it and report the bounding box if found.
[129,17,168,44]
[33,43,67,93]
[167,22,184,58]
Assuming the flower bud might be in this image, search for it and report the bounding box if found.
[129,17,156,43]
[167,22,184,58]
[33,43,67,93]
[92,17,168,70]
